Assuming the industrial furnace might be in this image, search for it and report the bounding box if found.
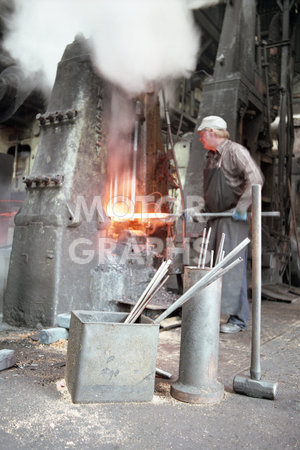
[3,0,300,326]
[3,35,179,327]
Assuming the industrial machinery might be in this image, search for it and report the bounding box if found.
[2,35,179,326]
[181,0,300,288]
[1,0,300,326]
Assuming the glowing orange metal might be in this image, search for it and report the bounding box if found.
[108,212,171,222]
[0,212,17,217]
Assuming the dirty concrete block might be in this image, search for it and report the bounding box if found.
[0,349,16,371]
[57,313,71,329]
[39,327,69,344]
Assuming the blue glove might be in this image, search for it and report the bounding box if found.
[182,207,199,223]
[182,211,193,223]
[232,209,247,221]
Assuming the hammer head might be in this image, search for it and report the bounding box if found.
[233,375,278,400]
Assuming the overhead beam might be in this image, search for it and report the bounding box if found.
[194,10,221,43]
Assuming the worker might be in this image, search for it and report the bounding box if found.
[197,115,264,333]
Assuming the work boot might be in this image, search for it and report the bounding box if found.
[220,323,243,334]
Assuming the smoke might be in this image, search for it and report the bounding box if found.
[3,0,201,96]
[89,0,200,94]
[3,0,88,92]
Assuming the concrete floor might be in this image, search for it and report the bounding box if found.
[0,299,299,449]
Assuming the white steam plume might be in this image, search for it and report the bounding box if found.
[3,0,90,92]
[4,0,201,96]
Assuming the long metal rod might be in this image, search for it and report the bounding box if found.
[125,261,166,323]
[192,212,280,218]
[154,237,250,324]
[126,263,169,322]
[251,184,261,381]
[201,257,243,288]
[131,119,139,210]
[115,211,280,222]
[128,275,170,324]
[215,232,225,265]
[210,250,214,268]
[167,211,279,219]
[198,227,206,267]
[125,260,170,323]
[202,227,211,268]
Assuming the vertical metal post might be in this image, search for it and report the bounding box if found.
[13,143,18,188]
[131,101,141,212]
[251,184,261,380]
[162,89,185,241]
[278,0,291,232]
[171,267,224,404]
[262,43,272,126]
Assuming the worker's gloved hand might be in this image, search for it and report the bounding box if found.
[182,207,199,223]
[232,209,247,221]
[182,207,194,223]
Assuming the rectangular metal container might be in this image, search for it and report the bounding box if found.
[65,310,160,403]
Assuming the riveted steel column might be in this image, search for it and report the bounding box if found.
[171,267,224,404]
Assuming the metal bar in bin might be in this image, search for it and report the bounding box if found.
[155,237,250,324]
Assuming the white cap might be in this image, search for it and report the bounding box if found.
[197,115,227,131]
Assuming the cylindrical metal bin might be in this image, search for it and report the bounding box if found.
[171,266,224,404]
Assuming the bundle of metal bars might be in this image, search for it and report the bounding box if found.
[124,260,172,324]
[126,236,249,325]
[198,229,226,268]
[155,237,250,324]
[198,227,211,268]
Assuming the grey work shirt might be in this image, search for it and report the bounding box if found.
[205,139,264,212]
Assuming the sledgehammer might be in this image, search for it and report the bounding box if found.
[233,185,278,400]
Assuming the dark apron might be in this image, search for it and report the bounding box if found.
[204,165,250,315]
